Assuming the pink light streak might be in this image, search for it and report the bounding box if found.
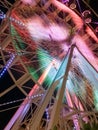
[8,1,98,129]
[50,0,98,71]
[26,16,69,41]
[12,1,98,71]
[65,88,80,130]
[86,26,98,43]
[21,0,36,5]
[73,36,98,71]
[52,0,83,29]
[72,93,89,123]
[52,0,98,43]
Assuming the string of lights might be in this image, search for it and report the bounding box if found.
[0,54,15,78]
[0,9,25,26]
[0,93,44,107]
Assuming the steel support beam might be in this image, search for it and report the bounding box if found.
[47,45,75,130]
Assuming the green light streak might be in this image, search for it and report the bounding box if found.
[11,24,39,80]
[37,48,51,70]
[37,48,57,86]
[27,66,39,80]
[94,90,98,110]
[11,25,27,50]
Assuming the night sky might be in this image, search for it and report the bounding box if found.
[0,0,98,130]
[0,72,25,130]
[90,0,98,13]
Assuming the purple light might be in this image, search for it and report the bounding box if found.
[0,54,15,78]
[0,13,24,28]
[62,0,69,3]
[92,22,98,25]
[0,94,44,107]
[0,10,25,27]
[0,10,6,19]
[46,108,49,120]
[95,27,98,32]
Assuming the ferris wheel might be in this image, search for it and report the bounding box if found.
[0,0,98,130]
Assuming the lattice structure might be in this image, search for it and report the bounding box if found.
[0,0,98,130]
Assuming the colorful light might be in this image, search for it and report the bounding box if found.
[26,17,69,41]
[46,108,49,121]
[0,54,15,78]
[5,1,98,129]
[4,60,55,130]
[0,94,44,108]
[21,0,34,4]
[65,88,80,130]
[62,0,69,3]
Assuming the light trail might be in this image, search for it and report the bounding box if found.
[51,0,98,71]
[72,93,89,123]
[52,0,83,29]
[65,88,80,130]
[7,1,98,129]
[26,16,69,41]
[53,0,98,42]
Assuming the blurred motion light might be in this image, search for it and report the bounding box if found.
[82,10,92,24]
[95,27,98,33]
[70,3,76,9]
[62,0,69,3]
[85,18,92,24]
[21,0,36,5]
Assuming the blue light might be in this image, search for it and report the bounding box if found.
[46,108,49,120]
[0,54,15,78]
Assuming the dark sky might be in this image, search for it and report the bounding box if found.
[0,72,25,130]
[90,0,98,13]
